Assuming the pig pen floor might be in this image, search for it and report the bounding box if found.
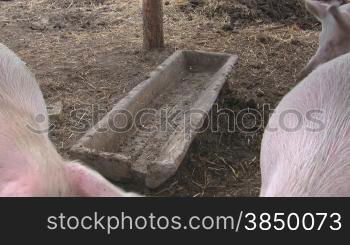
[0,0,319,197]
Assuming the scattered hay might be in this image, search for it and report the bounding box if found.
[179,0,320,30]
[43,0,108,9]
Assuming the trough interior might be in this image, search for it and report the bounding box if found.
[79,51,231,162]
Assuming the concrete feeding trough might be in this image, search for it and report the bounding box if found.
[70,50,238,189]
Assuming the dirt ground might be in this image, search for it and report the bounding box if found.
[0,0,320,197]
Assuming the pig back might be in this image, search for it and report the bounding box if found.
[260,53,350,196]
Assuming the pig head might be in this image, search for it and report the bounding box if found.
[0,43,141,197]
[297,0,350,80]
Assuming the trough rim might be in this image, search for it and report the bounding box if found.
[69,49,239,188]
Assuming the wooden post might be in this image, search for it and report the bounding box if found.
[142,0,164,50]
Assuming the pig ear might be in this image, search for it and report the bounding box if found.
[328,4,350,30]
[305,0,329,20]
[65,162,142,197]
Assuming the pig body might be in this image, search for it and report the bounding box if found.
[260,53,350,196]
[260,0,350,197]
[0,43,140,197]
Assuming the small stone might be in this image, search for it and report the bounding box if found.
[47,101,63,119]
[30,22,46,31]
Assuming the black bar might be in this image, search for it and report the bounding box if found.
[0,198,348,242]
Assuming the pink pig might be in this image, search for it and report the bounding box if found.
[297,0,350,80]
[260,0,350,196]
[0,43,141,197]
